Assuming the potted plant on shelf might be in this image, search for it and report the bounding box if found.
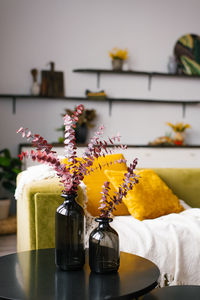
[0,149,22,219]
[17,104,139,272]
[57,107,96,144]
[109,47,128,71]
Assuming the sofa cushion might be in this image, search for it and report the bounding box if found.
[62,153,129,216]
[105,169,184,220]
[84,153,130,216]
[151,168,200,208]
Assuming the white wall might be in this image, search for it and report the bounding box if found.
[1,0,200,157]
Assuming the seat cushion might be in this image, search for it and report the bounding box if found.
[105,169,184,220]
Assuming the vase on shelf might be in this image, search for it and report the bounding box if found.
[167,56,177,74]
[55,193,85,271]
[75,123,88,144]
[89,217,120,274]
[112,58,123,71]
[173,132,185,146]
[31,81,40,96]
[30,68,40,95]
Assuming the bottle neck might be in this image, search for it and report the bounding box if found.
[61,192,77,204]
[95,217,113,229]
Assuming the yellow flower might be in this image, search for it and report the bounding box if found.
[109,48,128,60]
[166,122,191,132]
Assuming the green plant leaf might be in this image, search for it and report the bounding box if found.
[4,172,15,181]
[11,158,21,166]
[11,167,21,175]
[0,157,10,167]
[2,181,15,193]
[3,149,11,159]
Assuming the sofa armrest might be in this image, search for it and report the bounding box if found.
[34,193,64,249]
[17,176,84,252]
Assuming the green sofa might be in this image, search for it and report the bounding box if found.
[16,168,200,252]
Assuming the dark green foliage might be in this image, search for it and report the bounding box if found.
[0,149,22,195]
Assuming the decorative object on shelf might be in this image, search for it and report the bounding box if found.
[174,33,200,75]
[85,89,107,100]
[166,122,191,146]
[167,56,177,74]
[109,48,128,71]
[30,68,40,95]
[57,106,96,144]
[17,104,138,271]
[89,162,139,274]
[41,61,64,97]
[0,149,22,219]
[149,135,174,146]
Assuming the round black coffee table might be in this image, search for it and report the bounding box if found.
[0,248,160,300]
[143,285,200,300]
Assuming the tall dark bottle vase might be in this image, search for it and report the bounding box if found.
[55,193,85,271]
[89,217,120,274]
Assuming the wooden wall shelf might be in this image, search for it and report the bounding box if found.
[73,68,200,90]
[0,94,199,116]
[1,69,199,115]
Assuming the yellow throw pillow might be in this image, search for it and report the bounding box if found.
[104,169,184,220]
[62,153,129,216]
[83,154,129,216]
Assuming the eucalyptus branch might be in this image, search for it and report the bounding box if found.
[99,158,139,218]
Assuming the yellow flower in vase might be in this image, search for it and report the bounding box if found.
[109,48,128,70]
[166,122,191,145]
[166,122,191,132]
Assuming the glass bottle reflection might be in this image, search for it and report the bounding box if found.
[55,269,86,299]
[89,271,120,300]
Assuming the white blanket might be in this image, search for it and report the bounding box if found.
[15,164,57,200]
[111,209,200,286]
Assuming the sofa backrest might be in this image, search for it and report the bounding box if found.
[151,168,200,208]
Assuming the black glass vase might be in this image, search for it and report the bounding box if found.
[55,193,85,271]
[89,217,120,274]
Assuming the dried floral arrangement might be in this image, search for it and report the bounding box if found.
[109,48,128,60]
[166,122,191,132]
[17,104,139,217]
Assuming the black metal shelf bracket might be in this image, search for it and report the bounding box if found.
[97,72,101,88]
[182,103,186,118]
[148,74,152,91]
[108,100,112,116]
[12,96,16,114]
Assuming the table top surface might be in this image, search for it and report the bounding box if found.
[0,248,160,300]
[143,285,200,300]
